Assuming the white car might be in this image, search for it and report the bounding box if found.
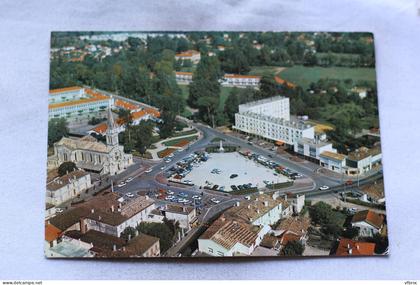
[212,199,220,204]
[145,168,153,173]
[125,177,134,183]
[319,185,330,191]
[168,153,174,158]
[56,208,64,213]
[126,192,134,198]
[167,190,174,195]
[117,182,127,188]
[164,159,172,163]
[160,166,165,170]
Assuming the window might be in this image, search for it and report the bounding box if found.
[217,251,224,256]
[208,248,213,253]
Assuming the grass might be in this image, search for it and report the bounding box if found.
[163,135,198,147]
[278,65,377,90]
[249,66,285,76]
[266,181,294,190]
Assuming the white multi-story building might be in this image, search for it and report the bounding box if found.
[175,72,193,84]
[319,151,347,173]
[48,87,113,121]
[346,146,382,175]
[238,96,290,121]
[222,74,261,88]
[234,96,314,147]
[46,170,91,206]
[294,137,336,163]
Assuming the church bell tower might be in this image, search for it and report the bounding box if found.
[106,96,119,147]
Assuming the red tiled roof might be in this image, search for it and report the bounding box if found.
[49,88,109,110]
[45,223,62,242]
[274,76,296,88]
[115,99,138,111]
[351,210,384,229]
[335,238,376,256]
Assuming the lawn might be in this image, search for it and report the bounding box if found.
[278,65,377,90]
[249,66,286,76]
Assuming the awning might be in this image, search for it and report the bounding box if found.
[275,140,285,146]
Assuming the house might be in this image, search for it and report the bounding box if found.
[45,235,94,258]
[294,137,336,163]
[48,192,157,238]
[222,74,261,88]
[45,223,63,249]
[197,193,292,256]
[346,146,382,176]
[175,50,201,64]
[64,230,160,257]
[333,238,376,256]
[175,71,193,84]
[319,151,347,173]
[274,216,311,250]
[351,210,384,237]
[197,216,266,257]
[162,204,197,231]
[46,170,92,205]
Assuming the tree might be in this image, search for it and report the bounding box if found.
[158,111,177,139]
[341,226,360,239]
[48,118,68,147]
[58,161,76,176]
[309,201,345,227]
[281,240,305,256]
[131,121,154,154]
[136,222,175,253]
[258,75,278,99]
[224,88,240,124]
[120,226,137,242]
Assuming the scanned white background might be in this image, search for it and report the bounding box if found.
[0,0,419,280]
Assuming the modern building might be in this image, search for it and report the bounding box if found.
[319,151,347,173]
[234,112,314,147]
[46,170,92,206]
[222,74,261,88]
[47,102,133,175]
[48,87,113,121]
[346,146,382,175]
[175,50,201,64]
[294,137,336,163]
[48,193,157,238]
[351,210,384,237]
[238,96,290,121]
[234,96,315,147]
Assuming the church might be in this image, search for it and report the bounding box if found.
[47,100,133,176]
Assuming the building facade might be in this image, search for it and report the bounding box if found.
[47,101,133,175]
[48,87,113,121]
[175,50,201,64]
[46,170,91,206]
[294,137,336,163]
[238,96,290,121]
[319,151,347,173]
[222,74,261,88]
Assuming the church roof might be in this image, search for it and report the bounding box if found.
[55,136,109,153]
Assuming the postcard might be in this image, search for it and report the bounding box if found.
[45,31,387,258]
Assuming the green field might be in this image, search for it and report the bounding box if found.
[163,135,198,147]
[248,66,285,76]
[278,65,377,89]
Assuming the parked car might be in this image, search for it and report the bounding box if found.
[319,185,330,191]
[125,177,134,183]
[231,185,238,191]
[126,192,134,198]
[230,174,238,179]
[145,168,153,173]
[166,190,174,195]
[117,182,127,188]
[56,208,64,213]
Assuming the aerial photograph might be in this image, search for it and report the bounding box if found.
[45,31,387,258]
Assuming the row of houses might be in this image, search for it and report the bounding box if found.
[197,192,306,257]
[45,191,198,258]
[175,71,261,88]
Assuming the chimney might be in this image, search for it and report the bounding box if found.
[113,244,116,251]
[247,204,251,209]
[284,194,288,202]
[255,197,258,202]
[111,205,115,212]
[256,209,260,214]
[235,201,240,207]
[135,230,139,237]
[123,246,126,252]
[356,245,360,250]
[347,243,351,249]
[145,195,149,200]
[128,234,131,241]
[80,218,86,234]
[182,206,187,213]
[348,248,352,255]
[264,201,268,207]
[119,203,122,208]
[91,208,95,214]
[98,216,102,221]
